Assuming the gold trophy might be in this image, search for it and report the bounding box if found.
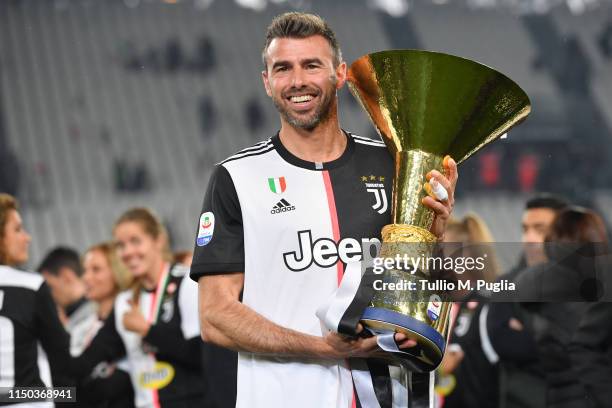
[347,50,531,371]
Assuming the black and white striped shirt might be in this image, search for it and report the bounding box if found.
[0,265,72,406]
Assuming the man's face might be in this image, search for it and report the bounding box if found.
[521,207,556,265]
[262,35,346,131]
[42,267,80,308]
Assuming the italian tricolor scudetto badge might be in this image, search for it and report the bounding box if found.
[268,177,286,194]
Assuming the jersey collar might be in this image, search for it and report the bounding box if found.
[271,130,355,171]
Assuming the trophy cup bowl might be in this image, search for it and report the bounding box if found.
[347,50,531,371]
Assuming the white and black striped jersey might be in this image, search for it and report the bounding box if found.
[73,316,135,408]
[191,132,398,408]
[0,265,72,407]
[72,264,202,408]
[444,296,499,408]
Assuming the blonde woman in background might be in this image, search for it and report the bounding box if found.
[82,242,133,325]
[444,213,500,284]
[72,208,203,408]
[78,241,135,408]
[438,213,501,408]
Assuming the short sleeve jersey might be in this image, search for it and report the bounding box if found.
[0,265,72,407]
[191,132,394,408]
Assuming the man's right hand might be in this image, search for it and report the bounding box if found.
[322,324,417,359]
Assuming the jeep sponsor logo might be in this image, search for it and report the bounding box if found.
[283,230,380,271]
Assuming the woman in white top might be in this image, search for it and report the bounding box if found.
[72,208,202,408]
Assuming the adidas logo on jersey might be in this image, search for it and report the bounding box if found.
[271,199,295,214]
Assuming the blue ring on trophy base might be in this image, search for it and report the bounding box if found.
[361,306,446,367]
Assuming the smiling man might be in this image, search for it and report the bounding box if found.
[265,34,339,131]
[190,12,457,408]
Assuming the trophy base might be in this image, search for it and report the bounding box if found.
[361,306,446,371]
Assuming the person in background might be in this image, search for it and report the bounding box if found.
[568,302,612,407]
[83,242,134,326]
[172,250,192,267]
[0,193,72,405]
[38,246,97,355]
[78,242,135,408]
[438,214,500,408]
[521,195,568,268]
[71,208,203,408]
[486,193,568,408]
[518,207,609,408]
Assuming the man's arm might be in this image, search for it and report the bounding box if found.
[198,273,412,359]
[486,302,538,363]
[34,282,74,386]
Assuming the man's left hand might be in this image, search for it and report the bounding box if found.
[424,155,458,240]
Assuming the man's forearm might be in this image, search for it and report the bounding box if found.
[202,299,332,358]
[198,273,360,359]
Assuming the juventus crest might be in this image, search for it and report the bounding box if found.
[361,175,388,214]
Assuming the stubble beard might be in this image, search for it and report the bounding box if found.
[273,75,338,132]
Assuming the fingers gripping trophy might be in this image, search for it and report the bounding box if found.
[347,50,531,371]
